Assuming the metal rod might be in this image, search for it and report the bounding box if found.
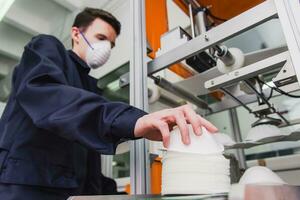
[148,88,182,107]
[194,9,207,36]
[152,76,211,111]
[279,118,300,128]
[159,94,182,108]
[221,87,255,115]
[229,108,247,169]
[188,3,196,38]
[191,0,201,8]
[214,45,235,66]
[214,45,223,53]
[276,111,290,125]
[183,0,200,10]
[243,80,273,108]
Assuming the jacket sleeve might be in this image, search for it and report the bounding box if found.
[14,35,147,155]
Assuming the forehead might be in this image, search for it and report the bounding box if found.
[85,18,117,41]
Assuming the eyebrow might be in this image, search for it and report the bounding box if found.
[96,33,115,48]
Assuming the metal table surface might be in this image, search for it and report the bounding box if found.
[68,194,227,200]
[68,185,300,200]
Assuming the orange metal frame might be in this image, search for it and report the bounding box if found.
[146,0,194,78]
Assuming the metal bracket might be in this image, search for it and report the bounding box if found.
[119,0,278,87]
[273,55,298,87]
[205,51,289,91]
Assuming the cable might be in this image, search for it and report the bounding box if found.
[275,87,300,98]
[257,79,300,98]
[256,77,272,101]
[267,88,273,100]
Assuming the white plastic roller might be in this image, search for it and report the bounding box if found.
[216,47,245,74]
[148,84,161,104]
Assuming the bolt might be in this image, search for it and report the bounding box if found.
[205,35,209,41]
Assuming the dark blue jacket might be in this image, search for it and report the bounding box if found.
[0,34,146,194]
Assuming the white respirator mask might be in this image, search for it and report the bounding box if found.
[80,31,111,69]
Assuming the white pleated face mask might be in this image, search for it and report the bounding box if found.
[80,31,111,69]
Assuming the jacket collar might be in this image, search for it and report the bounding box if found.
[68,50,90,72]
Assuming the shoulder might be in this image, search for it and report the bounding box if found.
[30,34,63,45]
[24,34,69,65]
[16,34,72,76]
[27,34,66,52]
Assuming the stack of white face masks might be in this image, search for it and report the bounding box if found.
[161,125,230,195]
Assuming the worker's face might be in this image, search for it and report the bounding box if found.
[71,18,117,62]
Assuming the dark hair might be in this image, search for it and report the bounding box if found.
[72,8,121,45]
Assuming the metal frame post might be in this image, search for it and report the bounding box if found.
[101,155,113,178]
[129,0,150,195]
[275,0,300,86]
[229,108,247,169]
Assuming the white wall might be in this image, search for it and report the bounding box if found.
[0,54,18,75]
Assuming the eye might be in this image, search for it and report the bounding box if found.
[97,36,105,41]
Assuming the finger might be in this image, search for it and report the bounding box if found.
[198,115,218,133]
[153,120,171,148]
[146,132,162,141]
[182,105,202,136]
[172,111,190,145]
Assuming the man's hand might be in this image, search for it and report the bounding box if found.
[134,104,218,148]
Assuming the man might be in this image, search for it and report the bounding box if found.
[0,8,217,199]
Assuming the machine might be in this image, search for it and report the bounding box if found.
[115,0,300,197]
